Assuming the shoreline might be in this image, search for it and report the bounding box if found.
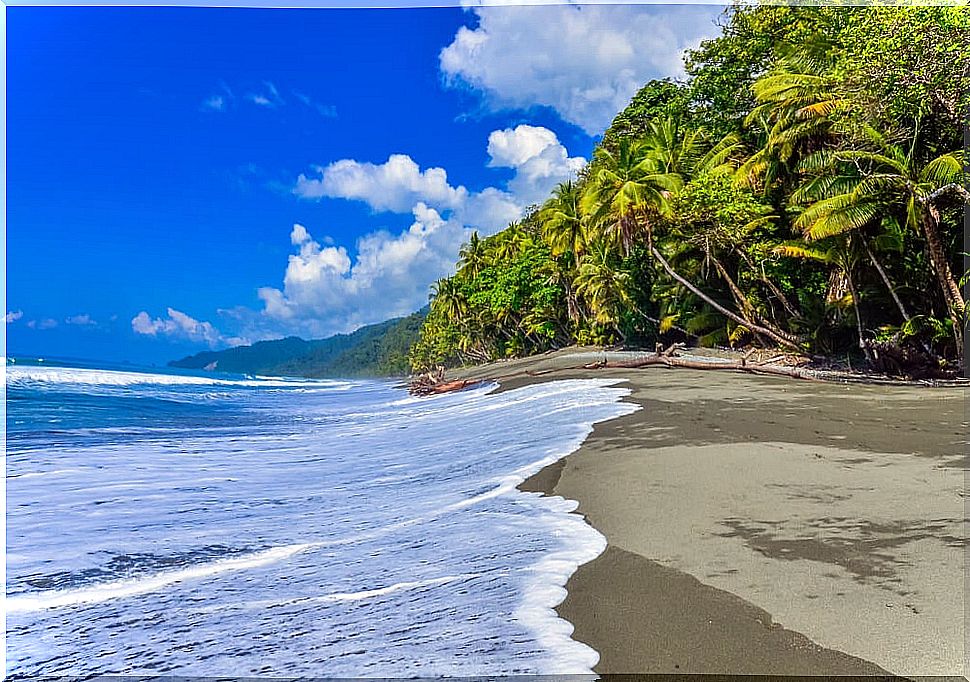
[456,349,967,676]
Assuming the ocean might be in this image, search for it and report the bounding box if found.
[4,359,637,676]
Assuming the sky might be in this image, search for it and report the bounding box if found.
[5,3,724,365]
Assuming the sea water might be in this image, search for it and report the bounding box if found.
[4,360,636,676]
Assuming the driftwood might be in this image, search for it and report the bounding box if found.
[598,353,819,380]
[409,366,485,395]
[409,343,969,395]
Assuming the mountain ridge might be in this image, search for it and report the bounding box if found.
[168,310,425,378]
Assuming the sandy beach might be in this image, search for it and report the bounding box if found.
[455,349,968,676]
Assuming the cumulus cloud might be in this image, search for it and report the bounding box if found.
[486,124,585,206]
[294,124,580,229]
[440,3,720,134]
[27,318,58,330]
[131,308,228,348]
[270,125,587,336]
[294,154,469,213]
[65,314,95,326]
[247,81,284,108]
[256,211,474,337]
[5,310,23,323]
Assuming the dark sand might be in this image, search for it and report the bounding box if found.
[456,350,967,676]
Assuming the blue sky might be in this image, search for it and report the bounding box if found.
[6,4,723,364]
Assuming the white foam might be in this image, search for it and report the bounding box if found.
[6,365,351,389]
[5,544,313,613]
[8,376,639,676]
[317,574,480,603]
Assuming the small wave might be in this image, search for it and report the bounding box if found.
[5,544,312,613]
[316,574,479,602]
[5,365,353,389]
[7,468,83,480]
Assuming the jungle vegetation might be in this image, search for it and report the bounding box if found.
[171,311,426,377]
[410,4,970,377]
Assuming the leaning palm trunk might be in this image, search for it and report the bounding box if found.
[844,266,875,364]
[739,251,800,321]
[709,257,801,346]
[650,246,803,351]
[921,204,965,356]
[862,240,910,322]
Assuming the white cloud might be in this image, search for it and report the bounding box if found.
[27,318,58,330]
[257,210,473,337]
[201,82,234,112]
[293,125,581,230]
[201,95,227,112]
[131,308,227,348]
[266,125,584,337]
[440,3,719,133]
[294,154,469,213]
[486,124,585,206]
[246,81,284,108]
[65,314,95,326]
[293,90,338,118]
[207,81,316,114]
[5,310,23,323]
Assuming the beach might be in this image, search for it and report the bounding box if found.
[455,350,968,676]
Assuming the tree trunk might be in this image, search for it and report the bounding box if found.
[921,204,964,357]
[845,266,875,364]
[862,239,911,322]
[737,251,800,321]
[710,257,801,346]
[651,246,803,351]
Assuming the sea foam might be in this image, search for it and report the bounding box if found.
[7,371,636,677]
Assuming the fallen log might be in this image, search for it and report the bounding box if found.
[590,353,819,380]
[409,378,483,396]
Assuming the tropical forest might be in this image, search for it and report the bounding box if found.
[409,4,970,378]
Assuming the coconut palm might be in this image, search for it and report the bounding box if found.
[643,117,742,179]
[737,40,846,190]
[793,124,968,353]
[430,278,466,324]
[573,242,634,340]
[581,138,682,256]
[539,180,587,267]
[457,232,487,277]
[775,237,873,362]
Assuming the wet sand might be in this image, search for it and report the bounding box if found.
[455,350,968,676]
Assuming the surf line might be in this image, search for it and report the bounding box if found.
[6,543,313,613]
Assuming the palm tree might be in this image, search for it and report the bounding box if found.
[430,278,466,324]
[643,117,741,179]
[775,237,873,362]
[736,39,846,190]
[492,221,532,262]
[581,138,681,256]
[539,180,587,267]
[457,232,487,277]
[573,242,633,340]
[793,124,968,354]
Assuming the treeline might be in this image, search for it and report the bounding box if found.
[410,4,969,376]
[171,311,425,378]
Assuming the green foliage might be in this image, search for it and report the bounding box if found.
[835,7,970,144]
[601,79,689,150]
[410,3,969,375]
[170,313,426,378]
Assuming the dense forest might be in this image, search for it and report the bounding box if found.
[170,311,425,377]
[410,5,969,377]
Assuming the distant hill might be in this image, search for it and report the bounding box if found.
[168,310,426,378]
